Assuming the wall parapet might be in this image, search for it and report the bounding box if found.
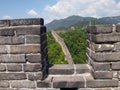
[0,18,120,89]
[87,24,120,80]
[0,18,48,89]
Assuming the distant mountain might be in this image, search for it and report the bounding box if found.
[46,15,120,31]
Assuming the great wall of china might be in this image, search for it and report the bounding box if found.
[0,18,120,90]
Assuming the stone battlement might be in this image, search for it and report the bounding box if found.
[0,18,120,90]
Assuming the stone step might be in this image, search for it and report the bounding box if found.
[53,76,85,88]
[49,64,90,75]
[52,74,118,88]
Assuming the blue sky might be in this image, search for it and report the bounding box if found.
[0,0,120,24]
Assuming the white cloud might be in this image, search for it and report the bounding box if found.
[44,0,120,23]
[27,9,40,17]
[3,15,12,19]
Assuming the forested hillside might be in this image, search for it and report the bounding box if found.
[47,32,68,64]
[59,28,87,64]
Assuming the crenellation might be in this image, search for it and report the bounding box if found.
[0,18,48,89]
[0,18,120,89]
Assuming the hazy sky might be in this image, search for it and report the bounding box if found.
[0,0,120,24]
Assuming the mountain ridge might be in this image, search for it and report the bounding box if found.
[46,15,120,31]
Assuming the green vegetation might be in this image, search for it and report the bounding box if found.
[59,28,86,64]
[47,32,68,64]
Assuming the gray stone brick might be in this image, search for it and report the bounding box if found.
[0,65,6,71]
[112,62,120,70]
[10,80,35,88]
[26,54,41,63]
[7,64,22,71]
[0,81,9,88]
[116,24,120,32]
[28,72,42,81]
[13,25,42,36]
[0,27,14,36]
[0,36,11,45]
[53,76,85,88]
[49,64,74,75]
[0,73,26,80]
[93,71,113,79]
[87,48,120,62]
[94,88,112,90]
[0,89,15,90]
[10,45,40,54]
[86,79,118,88]
[90,33,120,43]
[12,36,25,44]
[25,35,40,44]
[10,18,44,26]
[114,42,120,51]
[0,20,10,27]
[37,77,52,88]
[91,61,110,71]
[23,64,42,72]
[0,45,8,54]
[75,64,90,74]
[87,25,113,34]
[86,75,118,88]
[0,36,24,45]
[88,41,114,52]
[0,54,26,63]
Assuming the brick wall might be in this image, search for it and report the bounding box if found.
[0,18,120,90]
[0,18,48,89]
[87,24,120,80]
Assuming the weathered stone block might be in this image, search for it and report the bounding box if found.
[7,64,22,71]
[0,89,16,90]
[0,65,6,71]
[89,33,120,43]
[87,41,114,52]
[0,45,8,54]
[23,64,42,72]
[26,54,41,63]
[87,48,120,62]
[94,88,112,90]
[86,75,118,88]
[0,20,9,27]
[116,24,120,32]
[13,25,41,35]
[112,62,120,70]
[75,64,90,74]
[53,76,84,88]
[0,27,14,36]
[91,61,110,71]
[93,71,113,79]
[10,45,40,54]
[114,42,120,51]
[25,35,40,44]
[10,80,36,88]
[0,36,24,45]
[0,36,11,45]
[28,72,42,81]
[0,73,26,80]
[49,64,74,75]
[10,18,44,26]
[87,25,113,34]
[86,79,118,88]
[0,54,26,63]
[0,81,9,88]
[12,36,25,44]
[37,77,52,88]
